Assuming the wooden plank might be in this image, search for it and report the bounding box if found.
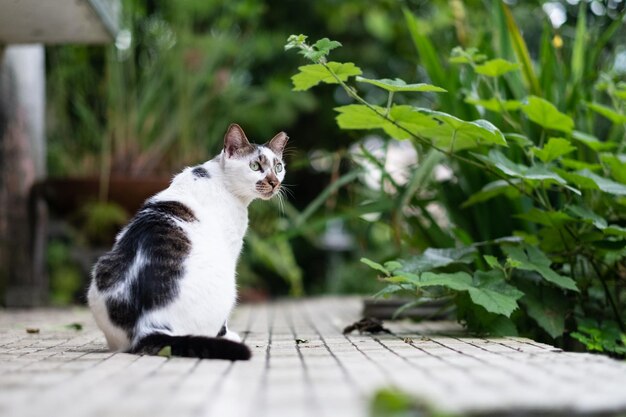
[1,298,626,416]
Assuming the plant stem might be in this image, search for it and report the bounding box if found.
[385,91,394,117]
[589,259,625,332]
[489,77,522,131]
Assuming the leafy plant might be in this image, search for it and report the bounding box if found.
[47,1,314,178]
[284,2,626,355]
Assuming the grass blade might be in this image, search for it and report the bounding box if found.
[402,8,462,115]
[501,3,542,97]
[570,2,586,87]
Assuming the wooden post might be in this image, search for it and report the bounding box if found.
[0,45,47,306]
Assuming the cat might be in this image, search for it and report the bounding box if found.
[88,124,288,360]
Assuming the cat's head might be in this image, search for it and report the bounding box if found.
[221,124,288,202]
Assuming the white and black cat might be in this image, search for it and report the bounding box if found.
[88,124,288,361]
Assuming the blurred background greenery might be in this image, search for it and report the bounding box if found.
[42,0,625,306]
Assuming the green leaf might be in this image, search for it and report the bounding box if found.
[352,105,507,150]
[402,8,451,96]
[384,261,403,272]
[371,388,415,416]
[361,257,389,275]
[501,4,541,95]
[516,208,575,227]
[555,169,601,190]
[521,96,574,133]
[157,345,172,358]
[465,97,523,113]
[449,46,487,64]
[504,133,533,147]
[400,247,477,273]
[585,102,626,124]
[418,271,473,291]
[519,282,568,338]
[356,76,447,93]
[467,270,523,317]
[565,205,608,230]
[570,2,586,86]
[462,179,521,207]
[600,154,626,184]
[335,104,387,130]
[383,105,436,140]
[483,255,500,269]
[373,284,410,298]
[605,225,626,237]
[383,275,417,284]
[532,137,576,163]
[473,150,527,177]
[474,58,520,77]
[291,62,362,91]
[571,130,616,151]
[284,34,308,50]
[410,109,507,151]
[502,245,578,291]
[571,321,626,355]
[476,150,567,184]
[313,38,342,55]
[560,158,602,172]
[572,170,626,196]
[297,38,343,62]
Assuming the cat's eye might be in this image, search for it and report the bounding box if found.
[275,163,283,173]
[249,161,261,171]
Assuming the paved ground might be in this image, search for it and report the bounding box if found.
[1,297,625,417]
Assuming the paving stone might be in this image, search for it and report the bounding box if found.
[1,298,626,417]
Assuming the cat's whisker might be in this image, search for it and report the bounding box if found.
[281,188,295,200]
[277,193,286,215]
[279,184,295,199]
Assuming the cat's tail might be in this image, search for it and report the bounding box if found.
[130,333,251,361]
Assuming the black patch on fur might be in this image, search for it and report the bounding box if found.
[217,324,227,337]
[93,200,196,339]
[142,201,197,222]
[106,297,139,332]
[192,166,210,179]
[131,333,251,361]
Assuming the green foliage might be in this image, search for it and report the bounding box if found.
[80,202,129,246]
[47,241,82,306]
[531,138,576,163]
[47,0,315,177]
[285,3,626,354]
[521,96,574,133]
[356,77,446,93]
[474,58,520,78]
[369,387,452,417]
[571,321,626,355]
[291,62,362,91]
[246,231,303,296]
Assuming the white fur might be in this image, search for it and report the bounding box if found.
[88,146,286,352]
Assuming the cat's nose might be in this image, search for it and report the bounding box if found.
[267,177,279,189]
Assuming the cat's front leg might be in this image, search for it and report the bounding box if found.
[217,322,241,342]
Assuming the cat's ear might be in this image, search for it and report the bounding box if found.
[224,124,253,158]
[266,132,289,157]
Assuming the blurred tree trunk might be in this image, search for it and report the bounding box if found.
[0,45,47,307]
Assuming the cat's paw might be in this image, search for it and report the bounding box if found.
[223,330,241,343]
